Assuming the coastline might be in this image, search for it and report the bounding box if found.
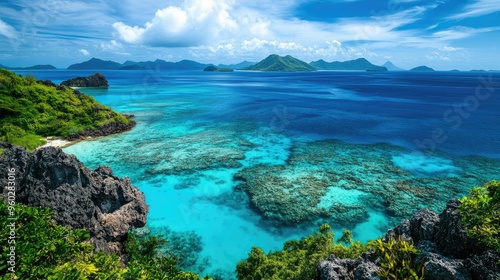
[39,137,82,149]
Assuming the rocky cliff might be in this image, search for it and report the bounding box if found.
[0,142,148,256]
[317,200,500,280]
[61,72,109,87]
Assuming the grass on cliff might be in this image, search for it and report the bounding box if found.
[0,69,131,151]
[0,201,211,280]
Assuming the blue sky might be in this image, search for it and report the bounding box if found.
[1,0,499,69]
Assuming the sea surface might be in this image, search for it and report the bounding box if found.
[16,69,500,279]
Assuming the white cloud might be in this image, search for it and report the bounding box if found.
[432,26,500,41]
[0,19,17,39]
[79,49,90,56]
[448,0,500,20]
[241,38,306,52]
[440,46,461,52]
[113,0,238,47]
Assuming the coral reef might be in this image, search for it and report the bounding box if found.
[235,139,500,228]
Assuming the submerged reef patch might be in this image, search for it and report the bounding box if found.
[235,139,500,228]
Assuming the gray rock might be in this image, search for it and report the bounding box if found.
[464,250,500,280]
[319,199,500,280]
[354,262,380,280]
[434,199,476,258]
[0,142,148,256]
[318,253,379,280]
[409,208,439,243]
[417,252,472,280]
[318,254,359,280]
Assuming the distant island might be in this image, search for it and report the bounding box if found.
[61,72,109,87]
[382,61,406,71]
[67,57,210,71]
[244,54,316,72]
[217,61,256,70]
[1,56,462,72]
[203,66,233,72]
[409,65,435,72]
[0,64,56,70]
[310,58,386,71]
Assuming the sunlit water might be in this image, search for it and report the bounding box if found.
[17,70,500,279]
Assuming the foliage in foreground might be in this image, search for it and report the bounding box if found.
[0,201,209,279]
[237,180,500,280]
[368,238,424,280]
[459,180,500,252]
[236,224,368,280]
[0,68,130,150]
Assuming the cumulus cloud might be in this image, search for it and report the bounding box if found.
[113,0,238,47]
[0,19,17,39]
[79,49,90,56]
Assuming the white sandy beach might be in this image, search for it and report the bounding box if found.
[39,138,76,149]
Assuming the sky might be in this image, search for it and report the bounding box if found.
[0,0,499,70]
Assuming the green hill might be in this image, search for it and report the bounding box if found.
[0,69,133,150]
[244,54,316,72]
[409,65,435,72]
[310,58,387,71]
[67,58,122,70]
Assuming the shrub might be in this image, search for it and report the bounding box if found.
[236,224,368,280]
[0,201,209,279]
[458,180,500,252]
[368,237,424,280]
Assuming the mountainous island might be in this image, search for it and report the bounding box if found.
[244,54,316,72]
[2,56,449,72]
[218,61,256,70]
[0,64,57,70]
[310,58,387,71]
[383,61,406,71]
[410,65,436,72]
[203,65,234,72]
[68,57,210,70]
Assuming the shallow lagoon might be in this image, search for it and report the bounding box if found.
[19,70,500,278]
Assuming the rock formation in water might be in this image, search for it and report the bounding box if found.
[0,142,149,256]
[61,72,109,87]
[317,199,500,279]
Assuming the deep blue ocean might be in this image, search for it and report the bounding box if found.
[15,69,500,279]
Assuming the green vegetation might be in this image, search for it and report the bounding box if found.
[203,66,234,72]
[409,66,435,72]
[0,69,131,150]
[310,58,387,71]
[368,238,424,280]
[459,180,500,252]
[244,54,316,72]
[236,224,368,280]
[0,201,211,279]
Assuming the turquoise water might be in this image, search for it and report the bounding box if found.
[18,70,500,278]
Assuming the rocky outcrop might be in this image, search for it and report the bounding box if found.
[61,72,109,87]
[0,142,148,256]
[67,118,136,141]
[318,200,500,280]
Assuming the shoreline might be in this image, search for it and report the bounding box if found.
[39,137,82,149]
